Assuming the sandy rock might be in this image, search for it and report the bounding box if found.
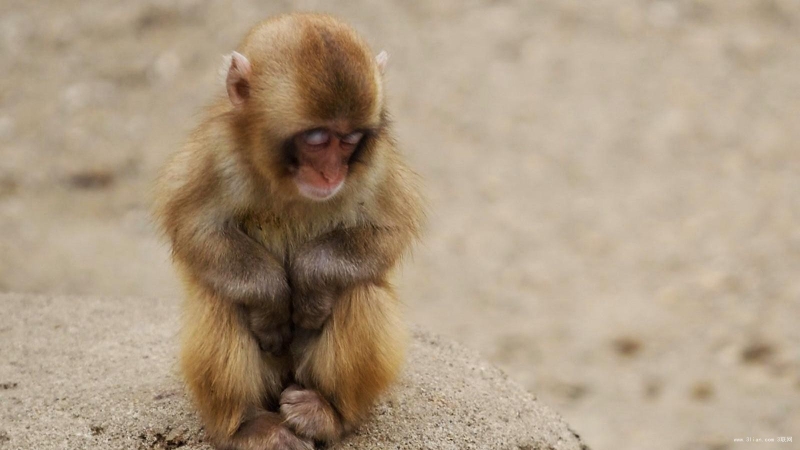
[0,293,587,450]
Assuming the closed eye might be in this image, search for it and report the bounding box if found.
[304,129,330,146]
[341,131,364,146]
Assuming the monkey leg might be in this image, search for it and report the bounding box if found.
[180,288,308,449]
[283,282,407,442]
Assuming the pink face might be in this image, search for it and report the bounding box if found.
[291,128,364,201]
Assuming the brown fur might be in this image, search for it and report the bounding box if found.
[154,13,423,449]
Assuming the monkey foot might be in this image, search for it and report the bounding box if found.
[265,426,315,450]
[279,385,343,443]
[221,412,314,450]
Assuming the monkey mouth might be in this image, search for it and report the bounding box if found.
[295,179,345,201]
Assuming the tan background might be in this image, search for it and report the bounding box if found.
[1,1,798,449]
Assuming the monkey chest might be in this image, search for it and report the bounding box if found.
[241,212,357,260]
[242,215,301,260]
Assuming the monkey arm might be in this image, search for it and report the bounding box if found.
[292,225,411,288]
[173,217,290,306]
[289,224,412,329]
[169,215,293,353]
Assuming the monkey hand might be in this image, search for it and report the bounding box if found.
[204,248,292,305]
[291,287,337,330]
[246,302,293,356]
[289,244,351,330]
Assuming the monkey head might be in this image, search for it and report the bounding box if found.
[224,14,390,202]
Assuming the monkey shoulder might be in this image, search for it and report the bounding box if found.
[372,163,425,228]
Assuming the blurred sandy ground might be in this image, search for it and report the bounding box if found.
[1,0,799,449]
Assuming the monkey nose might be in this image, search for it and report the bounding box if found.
[320,167,341,184]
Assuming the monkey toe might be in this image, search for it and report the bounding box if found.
[280,385,342,442]
[267,426,315,450]
[227,412,314,450]
[219,412,314,450]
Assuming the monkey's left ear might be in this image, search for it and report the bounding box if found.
[376,50,389,74]
[226,51,252,107]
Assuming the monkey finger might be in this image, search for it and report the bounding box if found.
[292,290,337,330]
[267,426,315,450]
[247,303,291,330]
[279,384,305,401]
[292,304,332,330]
[253,323,292,356]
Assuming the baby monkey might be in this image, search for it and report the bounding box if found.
[155,13,423,450]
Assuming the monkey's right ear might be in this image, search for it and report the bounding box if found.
[376,50,389,74]
[226,51,252,107]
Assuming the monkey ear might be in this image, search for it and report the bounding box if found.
[376,50,389,74]
[226,51,252,107]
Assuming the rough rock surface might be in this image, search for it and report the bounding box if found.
[0,293,588,450]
